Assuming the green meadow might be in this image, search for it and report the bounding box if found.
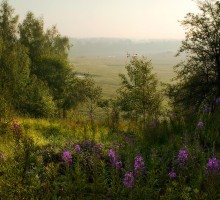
[71,53,179,98]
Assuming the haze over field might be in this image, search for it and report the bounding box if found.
[69,38,182,57]
[10,0,198,40]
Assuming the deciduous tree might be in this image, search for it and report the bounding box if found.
[167,0,220,111]
[117,56,162,124]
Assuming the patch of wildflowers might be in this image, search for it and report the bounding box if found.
[206,157,220,174]
[62,151,72,166]
[177,149,188,165]
[134,156,145,175]
[123,172,135,188]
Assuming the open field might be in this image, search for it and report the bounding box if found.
[70,53,182,98]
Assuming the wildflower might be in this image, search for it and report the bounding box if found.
[62,151,72,166]
[123,172,135,188]
[74,145,81,153]
[13,121,20,130]
[125,136,130,143]
[108,148,116,163]
[215,97,220,104]
[206,157,220,174]
[168,171,176,179]
[12,121,21,134]
[83,140,91,146]
[93,143,101,154]
[177,149,188,165]
[115,161,123,169]
[108,148,122,169]
[134,156,145,175]
[197,120,203,129]
[203,106,211,112]
[93,144,103,158]
[82,140,92,151]
[94,143,101,149]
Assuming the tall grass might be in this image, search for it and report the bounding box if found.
[1,109,220,199]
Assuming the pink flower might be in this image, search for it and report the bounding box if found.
[62,151,72,166]
[197,120,203,129]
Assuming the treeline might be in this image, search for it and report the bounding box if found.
[1,0,220,122]
[0,1,102,118]
[0,1,163,124]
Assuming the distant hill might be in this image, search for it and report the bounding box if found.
[68,38,182,58]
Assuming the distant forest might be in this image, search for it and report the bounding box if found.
[69,38,181,57]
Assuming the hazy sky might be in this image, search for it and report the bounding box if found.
[9,0,199,39]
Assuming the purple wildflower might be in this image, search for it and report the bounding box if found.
[74,145,81,153]
[177,149,188,165]
[206,157,220,174]
[93,144,103,158]
[93,143,101,154]
[108,148,122,169]
[203,106,212,112]
[125,136,130,143]
[12,121,22,135]
[62,151,72,166]
[83,140,91,146]
[123,172,135,188]
[215,97,220,104]
[115,161,123,169]
[94,143,101,149]
[13,121,20,130]
[134,156,145,175]
[197,120,203,129]
[168,171,176,179]
[108,148,116,162]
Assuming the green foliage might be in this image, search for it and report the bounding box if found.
[33,56,70,100]
[0,0,18,43]
[167,0,220,112]
[0,1,91,117]
[19,76,56,117]
[117,56,162,124]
